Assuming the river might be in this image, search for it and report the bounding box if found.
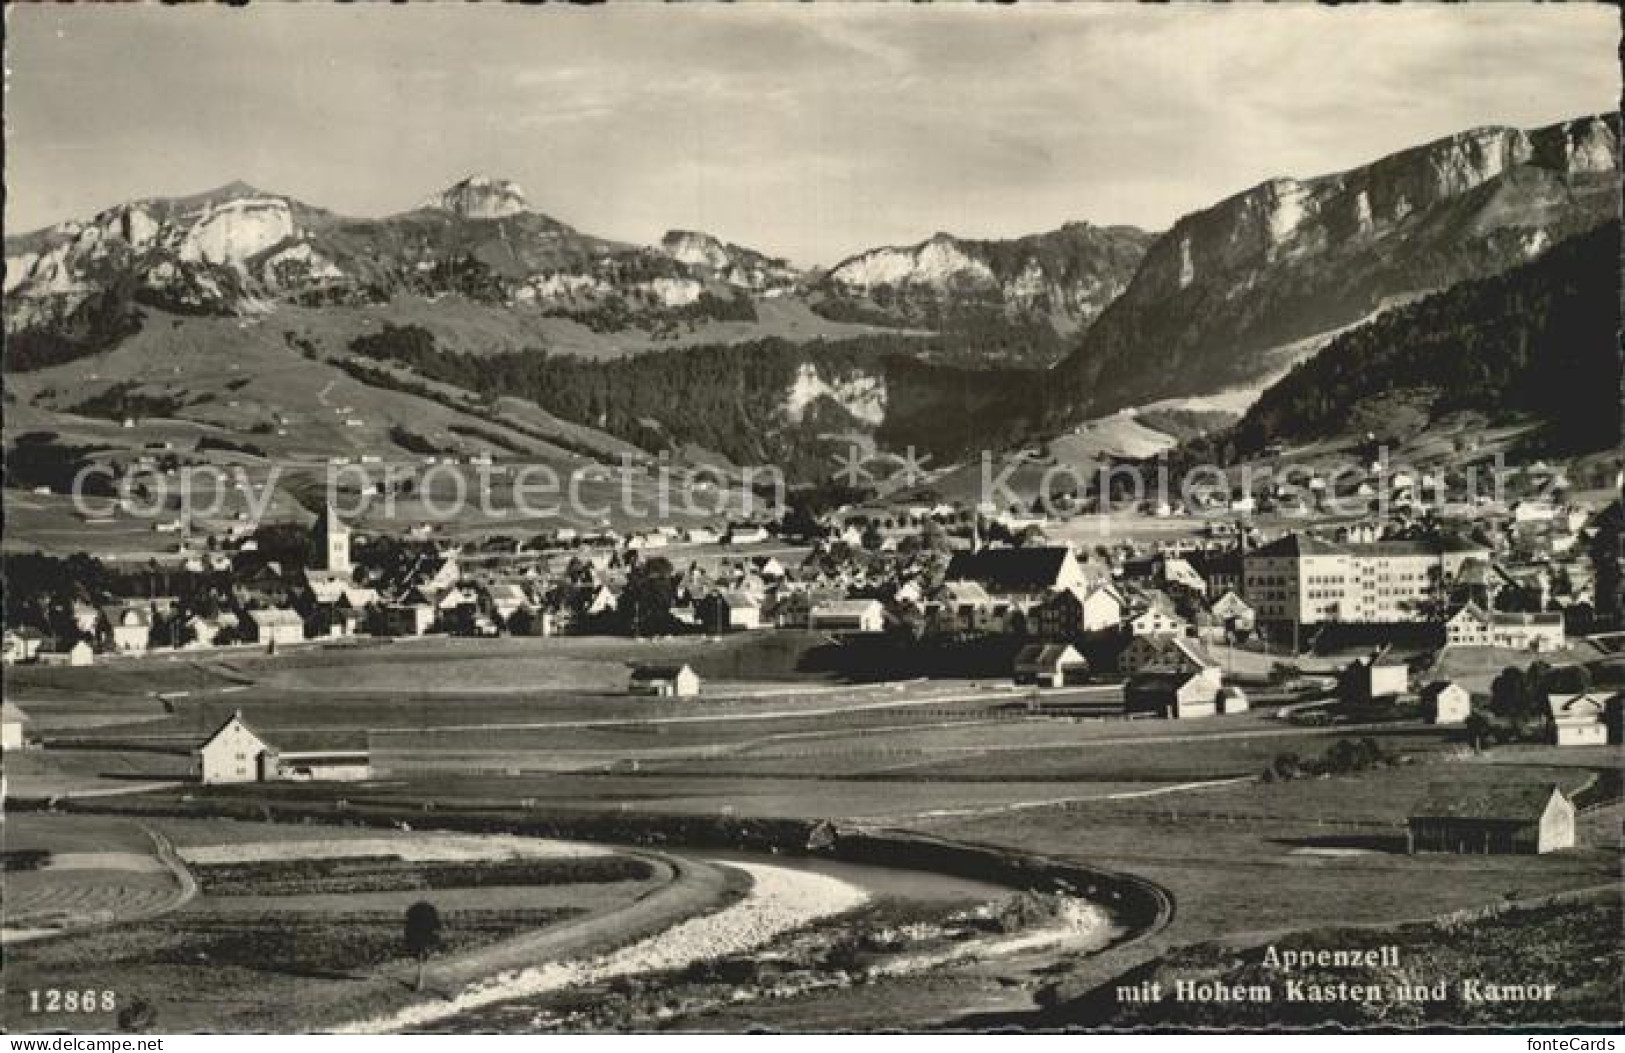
[339,842,1112,1033]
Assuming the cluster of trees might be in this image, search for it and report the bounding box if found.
[5,435,117,495]
[811,294,1071,369]
[1467,660,1593,745]
[1,551,238,647]
[63,381,195,421]
[1262,736,1389,782]
[5,274,146,373]
[546,289,758,335]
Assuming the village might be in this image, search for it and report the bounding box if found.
[5,475,1620,1032]
[5,464,1621,844]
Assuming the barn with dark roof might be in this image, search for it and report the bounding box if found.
[1407,783,1574,855]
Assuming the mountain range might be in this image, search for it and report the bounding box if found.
[3,112,1618,504]
[1045,114,1619,421]
[5,173,1142,369]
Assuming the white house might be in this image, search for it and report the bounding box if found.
[1547,693,1609,747]
[1341,649,1409,703]
[2,702,32,750]
[38,640,95,667]
[1080,585,1127,633]
[1488,612,1566,652]
[1161,557,1207,596]
[195,711,371,784]
[186,612,241,648]
[99,605,153,653]
[1014,643,1088,688]
[246,608,305,647]
[700,592,762,632]
[1444,604,1493,647]
[196,712,272,784]
[1421,680,1472,725]
[629,663,702,698]
[1126,667,1223,719]
[1208,591,1256,635]
[809,599,886,634]
[1127,608,1187,637]
[2,628,46,665]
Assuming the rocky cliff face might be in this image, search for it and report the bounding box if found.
[659,230,800,293]
[418,175,531,219]
[817,222,1154,356]
[2,179,768,337]
[3,185,301,323]
[1048,114,1621,420]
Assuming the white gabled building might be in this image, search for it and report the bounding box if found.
[195,711,372,784]
[1547,693,1609,747]
[809,598,886,634]
[2,702,33,750]
[99,605,153,654]
[246,608,305,647]
[629,663,702,698]
[196,712,272,784]
[1421,680,1472,725]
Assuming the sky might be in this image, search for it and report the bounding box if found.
[4,3,1619,266]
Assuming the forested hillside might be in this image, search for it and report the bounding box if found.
[347,326,1034,479]
[1213,220,1620,458]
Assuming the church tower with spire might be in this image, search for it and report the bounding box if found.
[312,502,351,574]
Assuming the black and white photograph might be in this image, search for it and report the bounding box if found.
[1,1,1621,1038]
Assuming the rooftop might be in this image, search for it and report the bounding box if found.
[1411,782,1565,821]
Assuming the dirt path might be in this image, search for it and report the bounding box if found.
[1,823,195,945]
[866,776,1255,825]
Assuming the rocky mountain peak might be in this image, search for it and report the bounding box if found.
[420,175,530,219]
[1047,112,1620,422]
[657,229,799,292]
[660,229,733,269]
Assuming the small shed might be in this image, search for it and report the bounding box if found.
[1420,680,1472,725]
[1126,667,1221,720]
[1014,643,1089,688]
[2,703,33,750]
[38,640,95,667]
[1340,647,1408,705]
[629,663,701,698]
[1407,783,1575,855]
[1218,685,1250,715]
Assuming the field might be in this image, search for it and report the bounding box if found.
[2,818,685,1032]
[6,633,1620,1032]
[2,815,186,942]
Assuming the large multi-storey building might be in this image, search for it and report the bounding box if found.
[1243,535,1487,633]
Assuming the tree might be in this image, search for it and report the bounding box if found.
[405,901,443,992]
[619,557,676,636]
[1487,666,1530,721]
[116,997,157,1033]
